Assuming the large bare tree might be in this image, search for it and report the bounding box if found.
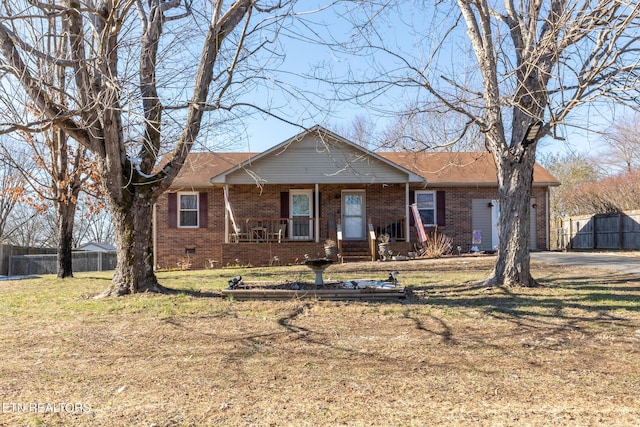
[336,0,640,286]
[600,112,640,174]
[12,16,95,279]
[0,0,296,295]
[2,130,94,278]
[0,150,25,241]
[539,152,601,219]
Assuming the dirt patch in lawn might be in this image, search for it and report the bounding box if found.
[1,256,639,426]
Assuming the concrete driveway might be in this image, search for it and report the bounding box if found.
[532,251,640,275]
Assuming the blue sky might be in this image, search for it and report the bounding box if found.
[219,1,614,159]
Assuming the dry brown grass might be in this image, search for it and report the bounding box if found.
[1,256,639,426]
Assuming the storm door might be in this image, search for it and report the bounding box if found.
[342,191,366,240]
[290,190,313,240]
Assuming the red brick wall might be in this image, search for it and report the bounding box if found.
[426,186,498,252]
[155,187,225,270]
[221,242,327,267]
[532,186,549,250]
[410,186,549,252]
[154,184,550,269]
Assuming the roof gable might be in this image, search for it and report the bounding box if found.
[165,128,559,188]
[211,125,424,185]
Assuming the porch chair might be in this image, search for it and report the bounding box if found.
[231,224,251,242]
[268,223,287,243]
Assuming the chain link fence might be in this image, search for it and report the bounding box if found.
[4,247,117,276]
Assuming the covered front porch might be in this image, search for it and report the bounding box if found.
[219,215,414,267]
[226,216,408,244]
[209,126,425,267]
[220,182,413,266]
[223,182,413,245]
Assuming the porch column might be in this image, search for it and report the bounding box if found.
[405,182,410,242]
[224,184,230,244]
[315,183,320,243]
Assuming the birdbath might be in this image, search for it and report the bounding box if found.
[304,258,333,286]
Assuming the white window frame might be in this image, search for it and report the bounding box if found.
[415,190,436,227]
[290,189,313,240]
[178,192,199,228]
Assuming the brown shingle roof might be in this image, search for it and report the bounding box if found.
[167,151,559,188]
[168,152,257,188]
[378,151,560,187]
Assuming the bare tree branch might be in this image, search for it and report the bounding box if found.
[326,0,640,287]
[0,0,300,294]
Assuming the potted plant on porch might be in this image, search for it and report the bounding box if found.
[377,233,391,260]
[324,239,337,260]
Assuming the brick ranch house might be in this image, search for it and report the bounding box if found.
[153,125,560,269]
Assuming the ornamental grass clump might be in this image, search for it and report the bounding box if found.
[423,227,453,258]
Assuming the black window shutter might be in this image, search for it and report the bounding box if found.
[436,191,446,227]
[409,190,415,226]
[199,192,208,228]
[280,192,289,221]
[168,193,177,228]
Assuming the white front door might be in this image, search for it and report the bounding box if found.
[290,190,313,240]
[342,191,366,240]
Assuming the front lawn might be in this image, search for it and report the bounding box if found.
[1,257,639,426]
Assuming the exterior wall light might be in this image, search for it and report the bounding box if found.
[522,121,543,146]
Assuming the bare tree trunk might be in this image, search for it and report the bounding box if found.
[485,153,538,287]
[99,192,165,296]
[0,0,291,295]
[56,201,76,278]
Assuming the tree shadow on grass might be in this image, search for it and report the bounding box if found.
[77,275,113,281]
[174,288,222,298]
[274,301,424,367]
[160,266,640,366]
[399,270,639,344]
[402,311,457,344]
[410,270,640,310]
